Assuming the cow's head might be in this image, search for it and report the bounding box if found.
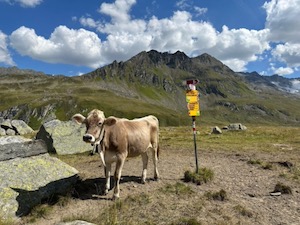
[72,109,105,144]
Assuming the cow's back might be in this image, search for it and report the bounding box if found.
[104,115,159,157]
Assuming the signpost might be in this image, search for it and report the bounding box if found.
[185,79,200,173]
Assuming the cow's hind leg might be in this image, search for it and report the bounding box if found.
[113,157,125,200]
[141,152,149,184]
[152,145,159,180]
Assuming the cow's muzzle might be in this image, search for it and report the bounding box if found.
[83,134,95,143]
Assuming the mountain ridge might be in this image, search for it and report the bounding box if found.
[0,50,299,128]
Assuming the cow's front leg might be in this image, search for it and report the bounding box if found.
[104,163,111,195]
[141,152,148,184]
[113,158,125,200]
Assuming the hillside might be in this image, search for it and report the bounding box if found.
[0,50,300,129]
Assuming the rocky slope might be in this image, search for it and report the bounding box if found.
[0,50,299,127]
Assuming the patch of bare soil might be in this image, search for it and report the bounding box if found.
[21,145,300,225]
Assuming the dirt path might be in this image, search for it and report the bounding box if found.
[22,146,300,225]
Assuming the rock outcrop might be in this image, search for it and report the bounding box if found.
[36,119,92,155]
[0,118,34,136]
[0,136,79,220]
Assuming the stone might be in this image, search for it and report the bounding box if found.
[0,136,31,145]
[211,126,222,134]
[0,137,47,161]
[6,128,16,135]
[0,154,78,219]
[1,119,12,129]
[36,119,92,155]
[0,128,5,136]
[11,120,34,135]
[227,123,247,131]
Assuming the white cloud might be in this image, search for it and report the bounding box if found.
[208,26,270,71]
[272,43,300,67]
[273,66,294,76]
[10,26,104,68]
[99,0,136,23]
[7,0,298,75]
[75,1,271,72]
[1,0,43,7]
[263,0,300,75]
[0,31,15,66]
[263,0,300,43]
[194,6,208,16]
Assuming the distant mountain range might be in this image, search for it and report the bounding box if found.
[1,50,299,128]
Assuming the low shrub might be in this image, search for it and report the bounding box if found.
[205,189,228,201]
[184,168,214,185]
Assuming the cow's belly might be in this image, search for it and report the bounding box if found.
[127,143,151,157]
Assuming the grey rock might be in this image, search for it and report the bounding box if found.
[0,136,31,145]
[6,128,16,135]
[11,120,34,135]
[212,126,222,134]
[1,119,12,129]
[0,154,78,219]
[0,138,47,161]
[36,120,91,155]
[0,128,5,136]
[227,123,247,131]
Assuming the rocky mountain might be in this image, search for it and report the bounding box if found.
[0,66,46,76]
[239,71,300,95]
[1,50,300,128]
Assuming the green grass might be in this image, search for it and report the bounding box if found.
[161,182,194,195]
[184,168,214,185]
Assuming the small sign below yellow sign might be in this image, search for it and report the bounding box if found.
[186,90,200,117]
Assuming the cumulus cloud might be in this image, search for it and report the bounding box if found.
[272,43,300,67]
[263,0,300,43]
[6,0,299,75]
[263,0,300,75]
[10,26,104,68]
[0,31,15,66]
[274,67,294,76]
[1,0,43,7]
[77,0,271,72]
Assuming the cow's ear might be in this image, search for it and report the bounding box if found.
[72,114,86,124]
[104,117,117,126]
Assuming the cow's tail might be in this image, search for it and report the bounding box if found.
[157,144,160,160]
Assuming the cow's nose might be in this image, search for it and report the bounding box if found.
[83,135,92,142]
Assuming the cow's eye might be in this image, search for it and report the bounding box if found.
[98,122,102,126]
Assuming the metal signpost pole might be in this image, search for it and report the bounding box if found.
[185,79,200,173]
[192,116,199,173]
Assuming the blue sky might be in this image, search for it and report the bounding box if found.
[0,0,300,78]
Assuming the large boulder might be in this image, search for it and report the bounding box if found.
[36,119,91,155]
[0,137,78,220]
[0,137,46,161]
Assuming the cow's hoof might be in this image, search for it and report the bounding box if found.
[141,180,146,184]
[154,177,160,181]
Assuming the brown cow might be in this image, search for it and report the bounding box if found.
[72,109,159,199]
